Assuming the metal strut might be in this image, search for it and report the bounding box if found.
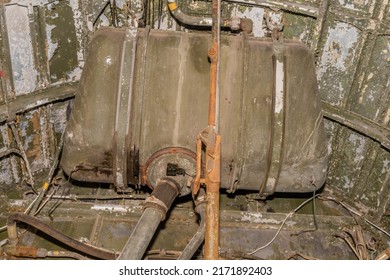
[193,0,221,260]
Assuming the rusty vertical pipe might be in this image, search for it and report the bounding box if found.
[205,0,221,260]
[208,46,217,127]
[203,0,221,260]
[208,0,220,128]
[204,134,221,260]
[191,0,222,260]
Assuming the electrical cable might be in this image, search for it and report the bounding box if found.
[8,122,36,194]
[93,0,110,26]
[318,194,390,239]
[30,125,67,215]
[248,193,320,255]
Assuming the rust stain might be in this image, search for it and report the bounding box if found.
[26,111,42,159]
[4,246,39,258]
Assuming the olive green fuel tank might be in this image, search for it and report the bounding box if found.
[61,27,328,196]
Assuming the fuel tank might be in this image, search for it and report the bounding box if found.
[61,27,328,196]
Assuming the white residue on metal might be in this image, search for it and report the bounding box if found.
[39,110,50,168]
[115,0,126,8]
[232,6,265,37]
[266,177,276,189]
[65,66,83,82]
[338,0,370,11]
[348,133,366,164]
[128,0,144,19]
[241,212,263,223]
[343,176,353,190]
[377,178,388,207]
[155,14,177,31]
[381,159,390,174]
[324,120,336,154]
[19,118,34,154]
[274,60,284,114]
[285,220,297,227]
[172,36,187,145]
[104,56,113,66]
[50,103,68,133]
[45,23,59,61]
[241,212,281,224]
[91,204,140,213]
[26,98,49,110]
[69,0,85,79]
[317,23,359,80]
[9,200,27,207]
[5,5,37,95]
[382,106,390,125]
[299,28,309,43]
[0,160,14,185]
[8,0,55,6]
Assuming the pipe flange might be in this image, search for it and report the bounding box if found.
[141,147,196,196]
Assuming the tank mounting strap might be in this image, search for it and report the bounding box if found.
[260,45,286,197]
[113,27,138,192]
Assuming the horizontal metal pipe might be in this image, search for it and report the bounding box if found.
[223,0,318,17]
[3,245,90,260]
[7,212,116,259]
[167,0,253,33]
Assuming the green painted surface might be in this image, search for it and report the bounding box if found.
[46,2,78,83]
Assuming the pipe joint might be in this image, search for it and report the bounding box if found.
[167,0,253,33]
[144,177,181,220]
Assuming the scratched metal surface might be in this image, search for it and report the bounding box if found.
[0,0,389,230]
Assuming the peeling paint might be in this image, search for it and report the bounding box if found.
[0,0,390,238]
[317,22,360,105]
[0,125,20,184]
[45,24,58,61]
[318,23,359,79]
[274,60,284,114]
[50,103,68,133]
[9,0,53,6]
[338,0,370,11]
[348,134,366,164]
[154,13,177,31]
[232,6,265,37]
[91,204,141,213]
[68,0,85,80]
[5,5,37,95]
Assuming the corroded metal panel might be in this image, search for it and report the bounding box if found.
[0,0,388,238]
